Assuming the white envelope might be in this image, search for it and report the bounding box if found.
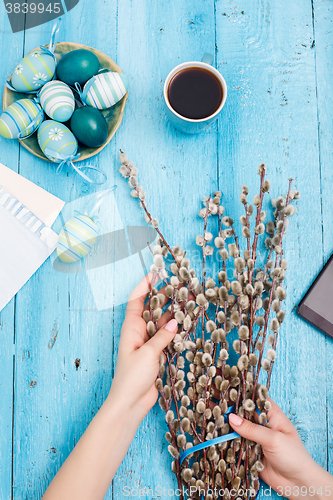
[0,166,64,312]
[0,163,65,226]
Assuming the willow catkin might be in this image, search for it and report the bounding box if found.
[120,152,299,497]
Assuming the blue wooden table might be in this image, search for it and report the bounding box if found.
[0,0,332,498]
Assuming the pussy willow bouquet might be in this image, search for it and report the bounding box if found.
[119,151,300,500]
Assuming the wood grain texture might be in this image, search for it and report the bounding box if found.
[0,0,332,498]
[0,12,24,500]
[215,2,329,491]
[114,0,217,496]
[312,0,333,474]
[7,3,119,497]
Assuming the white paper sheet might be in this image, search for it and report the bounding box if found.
[0,166,64,312]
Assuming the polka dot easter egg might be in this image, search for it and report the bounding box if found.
[81,71,129,110]
[11,50,56,92]
[39,80,75,122]
[57,214,98,263]
[0,99,44,139]
[37,120,78,162]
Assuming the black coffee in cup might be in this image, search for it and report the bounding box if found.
[167,67,223,120]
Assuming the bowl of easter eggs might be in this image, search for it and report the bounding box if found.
[1,42,129,164]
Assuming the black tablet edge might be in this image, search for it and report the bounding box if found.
[298,303,333,339]
[297,253,333,339]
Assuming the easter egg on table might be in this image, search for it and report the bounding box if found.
[56,49,100,87]
[0,99,44,139]
[57,214,98,263]
[70,107,108,147]
[11,50,56,92]
[39,80,75,122]
[37,120,78,162]
[81,72,129,110]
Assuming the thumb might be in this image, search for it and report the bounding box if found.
[146,319,178,356]
[229,413,273,447]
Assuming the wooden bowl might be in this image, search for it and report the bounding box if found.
[2,42,128,162]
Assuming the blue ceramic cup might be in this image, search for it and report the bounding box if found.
[163,54,227,135]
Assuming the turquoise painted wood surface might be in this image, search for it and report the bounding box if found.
[0,0,332,498]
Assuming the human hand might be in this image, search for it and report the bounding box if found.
[107,273,177,421]
[228,398,333,499]
[42,274,177,500]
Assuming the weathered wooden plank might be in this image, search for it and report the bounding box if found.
[215,0,327,491]
[0,307,15,500]
[113,0,218,496]
[11,3,119,497]
[0,9,24,499]
[312,0,333,475]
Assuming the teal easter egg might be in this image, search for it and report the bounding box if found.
[11,50,56,92]
[56,49,100,87]
[57,214,98,263]
[39,80,75,122]
[70,107,108,147]
[82,72,129,110]
[0,99,44,139]
[37,120,78,162]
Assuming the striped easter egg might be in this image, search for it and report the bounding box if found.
[37,120,78,163]
[0,99,44,139]
[11,50,56,92]
[57,214,98,263]
[39,80,75,122]
[81,72,129,110]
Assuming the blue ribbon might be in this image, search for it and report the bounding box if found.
[88,185,117,219]
[38,45,58,59]
[73,82,85,102]
[179,405,263,499]
[5,81,37,94]
[70,161,107,185]
[34,88,42,104]
[17,108,44,139]
[44,149,107,185]
[179,406,240,467]
[48,17,62,55]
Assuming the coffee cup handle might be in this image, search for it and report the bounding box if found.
[201,53,214,65]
